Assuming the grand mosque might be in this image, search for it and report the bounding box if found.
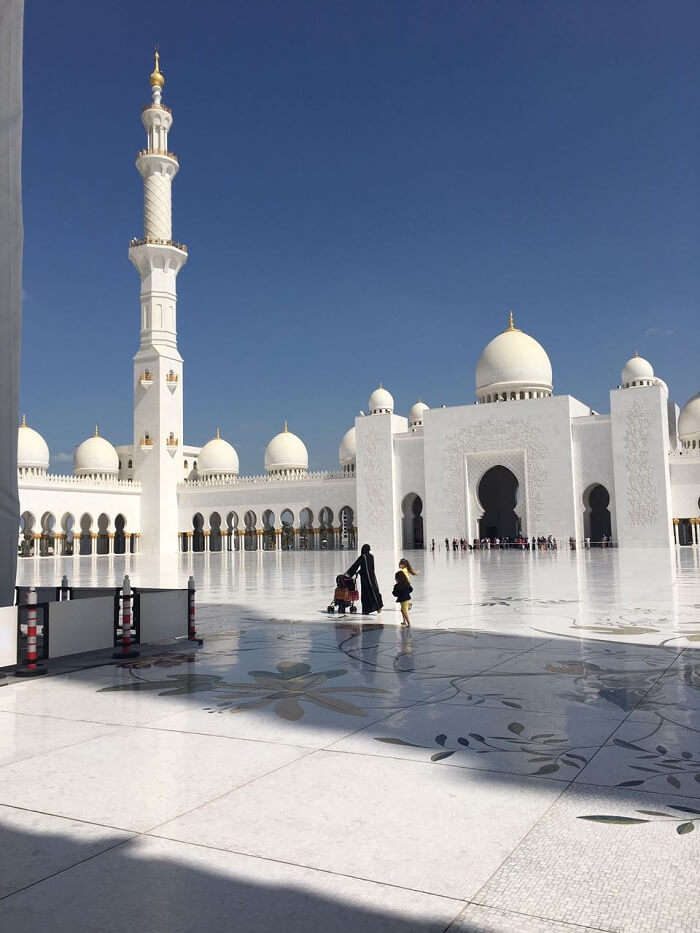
[16,56,700,559]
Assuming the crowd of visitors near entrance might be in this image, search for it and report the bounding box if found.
[429,534,613,552]
[431,535,559,551]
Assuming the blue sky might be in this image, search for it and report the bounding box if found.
[22,1,700,473]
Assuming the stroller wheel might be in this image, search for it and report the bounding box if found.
[349,605,357,614]
[327,606,335,614]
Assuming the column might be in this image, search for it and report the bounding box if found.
[204,530,210,552]
[275,529,282,550]
[33,533,40,559]
[108,533,115,555]
[673,518,679,545]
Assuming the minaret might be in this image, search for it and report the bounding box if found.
[130,52,187,554]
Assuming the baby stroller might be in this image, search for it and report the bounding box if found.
[327,574,359,614]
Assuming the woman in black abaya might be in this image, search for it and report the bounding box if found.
[346,543,383,615]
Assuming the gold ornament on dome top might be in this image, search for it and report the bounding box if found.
[504,310,520,332]
[150,50,165,88]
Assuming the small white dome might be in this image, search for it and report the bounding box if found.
[17,417,49,472]
[368,384,394,414]
[679,393,700,441]
[74,427,119,476]
[198,429,239,476]
[339,427,356,466]
[408,400,429,427]
[264,423,308,474]
[476,314,552,402]
[622,354,654,387]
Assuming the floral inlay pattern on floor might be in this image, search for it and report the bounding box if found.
[101,660,389,720]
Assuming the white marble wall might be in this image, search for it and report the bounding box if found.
[18,481,141,537]
[423,396,585,544]
[177,477,356,532]
[669,457,700,518]
[355,412,406,560]
[572,415,616,541]
[609,385,673,548]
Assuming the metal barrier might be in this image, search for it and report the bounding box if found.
[8,576,199,666]
[15,587,48,677]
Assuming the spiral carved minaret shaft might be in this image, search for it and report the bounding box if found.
[129,52,187,554]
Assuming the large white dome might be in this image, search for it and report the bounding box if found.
[339,426,356,466]
[198,429,239,477]
[476,314,552,403]
[408,400,429,427]
[621,354,654,388]
[679,393,700,443]
[17,417,49,473]
[368,384,394,414]
[264,423,308,474]
[74,427,119,477]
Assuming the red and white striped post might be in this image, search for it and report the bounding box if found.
[188,575,203,645]
[113,574,139,659]
[15,586,47,677]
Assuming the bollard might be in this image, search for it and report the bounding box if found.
[187,576,203,645]
[15,586,47,677]
[113,574,139,659]
[60,574,70,601]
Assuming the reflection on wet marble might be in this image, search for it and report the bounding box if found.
[3,548,700,930]
[14,545,700,645]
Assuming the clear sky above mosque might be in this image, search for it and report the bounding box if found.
[21,1,700,473]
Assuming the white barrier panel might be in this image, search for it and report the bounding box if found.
[0,604,17,666]
[48,596,115,658]
[139,591,188,644]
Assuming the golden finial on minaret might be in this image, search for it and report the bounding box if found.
[94,424,99,437]
[283,420,289,433]
[506,310,516,331]
[216,427,221,439]
[149,49,165,88]
[20,414,26,427]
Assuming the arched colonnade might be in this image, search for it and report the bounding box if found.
[181,506,357,553]
[18,511,140,558]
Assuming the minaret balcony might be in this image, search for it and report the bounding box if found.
[129,236,188,254]
[142,102,172,115]
[136,148,179,164]
[166,434,179,456]
[165,371,179,392]
[139,435,154,451]
[139,370,154,388]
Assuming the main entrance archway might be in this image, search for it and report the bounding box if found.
[401,494,424,549]
[583,484,612,544]
[478,466,520,540]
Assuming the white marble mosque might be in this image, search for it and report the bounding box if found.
[16,54,700,562]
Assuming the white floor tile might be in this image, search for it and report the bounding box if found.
[153,749,563,900]
[0,728,306,832]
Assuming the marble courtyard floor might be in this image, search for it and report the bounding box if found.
[3,549,700,931]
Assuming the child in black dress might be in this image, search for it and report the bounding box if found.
[392,571,413,626]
